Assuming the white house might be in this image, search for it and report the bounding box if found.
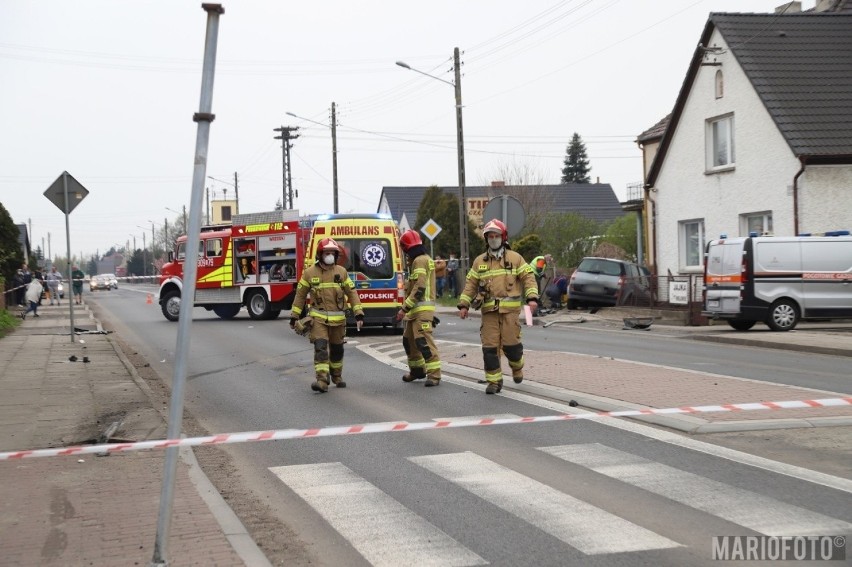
[644,5,852,280]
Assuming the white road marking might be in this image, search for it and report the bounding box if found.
[269,462,486,567]
[409,451,680,555]
[358,340,852,495]
[543,443,852,536]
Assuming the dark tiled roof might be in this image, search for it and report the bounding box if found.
[379,184,624,227]
[636,114,670,143]
[647,12,852,186]
[713,13,852,156]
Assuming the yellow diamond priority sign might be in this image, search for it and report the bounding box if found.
[420,219,442,241]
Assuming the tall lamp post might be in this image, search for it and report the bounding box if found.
[166,206,188,234]
[136,226,148,277]
[396,47,469,275]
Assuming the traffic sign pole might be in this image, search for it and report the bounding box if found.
[44,170,89,343]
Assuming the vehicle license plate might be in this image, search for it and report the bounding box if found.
[586,285,603,294]
[707,299,719,309]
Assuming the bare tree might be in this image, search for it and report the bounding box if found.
[479,157,555,233]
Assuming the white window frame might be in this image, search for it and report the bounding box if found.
[679,219,705,272]
[706,114,735,171]
[740,211,773,236]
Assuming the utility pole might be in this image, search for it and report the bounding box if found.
[454,47,470,276]
[273,125,300,210]
[331,102,339,214]
[233,171,239,214]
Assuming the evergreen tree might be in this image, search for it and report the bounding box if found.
[561,132,591,184]
[0,202,25,286]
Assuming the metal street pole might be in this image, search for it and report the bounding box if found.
[151,4,222,565]
[396,49,469,275]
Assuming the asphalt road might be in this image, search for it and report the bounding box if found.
[88,286,852,566]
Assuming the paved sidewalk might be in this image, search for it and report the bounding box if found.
[0,302,265,567]
[431,305,852,433]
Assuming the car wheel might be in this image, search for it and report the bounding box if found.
[727,319,756,331]
[161,290,181,322]
[213,304,241,319]
[247,290,271,320]
[766,299,799,332]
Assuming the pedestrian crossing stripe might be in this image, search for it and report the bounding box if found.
[410,451,681,555]
[540,443,852,536]
[270,445,851,563]
[268,462,486,567]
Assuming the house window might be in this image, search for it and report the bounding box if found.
[715,70,724,99]
[706,114,735,170]
[679,219,705,270]
[741,212,773,236]
[221,206,232,222]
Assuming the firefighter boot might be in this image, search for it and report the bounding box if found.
[485,379,503,395]
[513,371,524,384]
[311,379,329,393]
[402,369,426,383]
[424,377,440,387]
[331,372,346,388]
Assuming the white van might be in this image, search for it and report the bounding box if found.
[703,233,852,331]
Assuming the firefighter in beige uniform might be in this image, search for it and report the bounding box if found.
[397,230,442,387]
[290,237,364,393]
[458,219,539,394]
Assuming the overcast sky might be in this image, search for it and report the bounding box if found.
[1,0,799,261]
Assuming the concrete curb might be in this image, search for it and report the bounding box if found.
[691,334,852,357]
[359,341,851,435]
[95,310,272,567]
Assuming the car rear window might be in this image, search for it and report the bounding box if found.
[578,259,623,276]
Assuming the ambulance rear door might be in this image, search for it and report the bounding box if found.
[704,238,747,316]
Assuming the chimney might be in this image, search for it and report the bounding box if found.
[491,180,505,187]
[775,1,801,13]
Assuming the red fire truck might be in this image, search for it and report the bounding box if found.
[157,210,308,321]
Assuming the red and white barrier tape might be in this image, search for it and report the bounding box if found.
[2,397,850,461]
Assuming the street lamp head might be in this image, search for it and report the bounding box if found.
[395,61,411,70]
[285,111,296,117]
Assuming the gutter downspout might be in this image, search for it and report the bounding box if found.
[643,183,657,274]
[792,156,807,236]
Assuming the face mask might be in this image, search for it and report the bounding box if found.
[322,253,336,265]
[487,235,503,250]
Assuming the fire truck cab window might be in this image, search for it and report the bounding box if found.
[177,241,206,261]
[206,239,223,258]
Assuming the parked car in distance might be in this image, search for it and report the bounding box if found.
[568,257,653,309]
[90,274,111,291]
[99,273,118,289]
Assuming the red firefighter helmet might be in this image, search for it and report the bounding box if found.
[400,229,422,252]
[317,237,341,261]
[482,219,508,242]
[318,237,340,252]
